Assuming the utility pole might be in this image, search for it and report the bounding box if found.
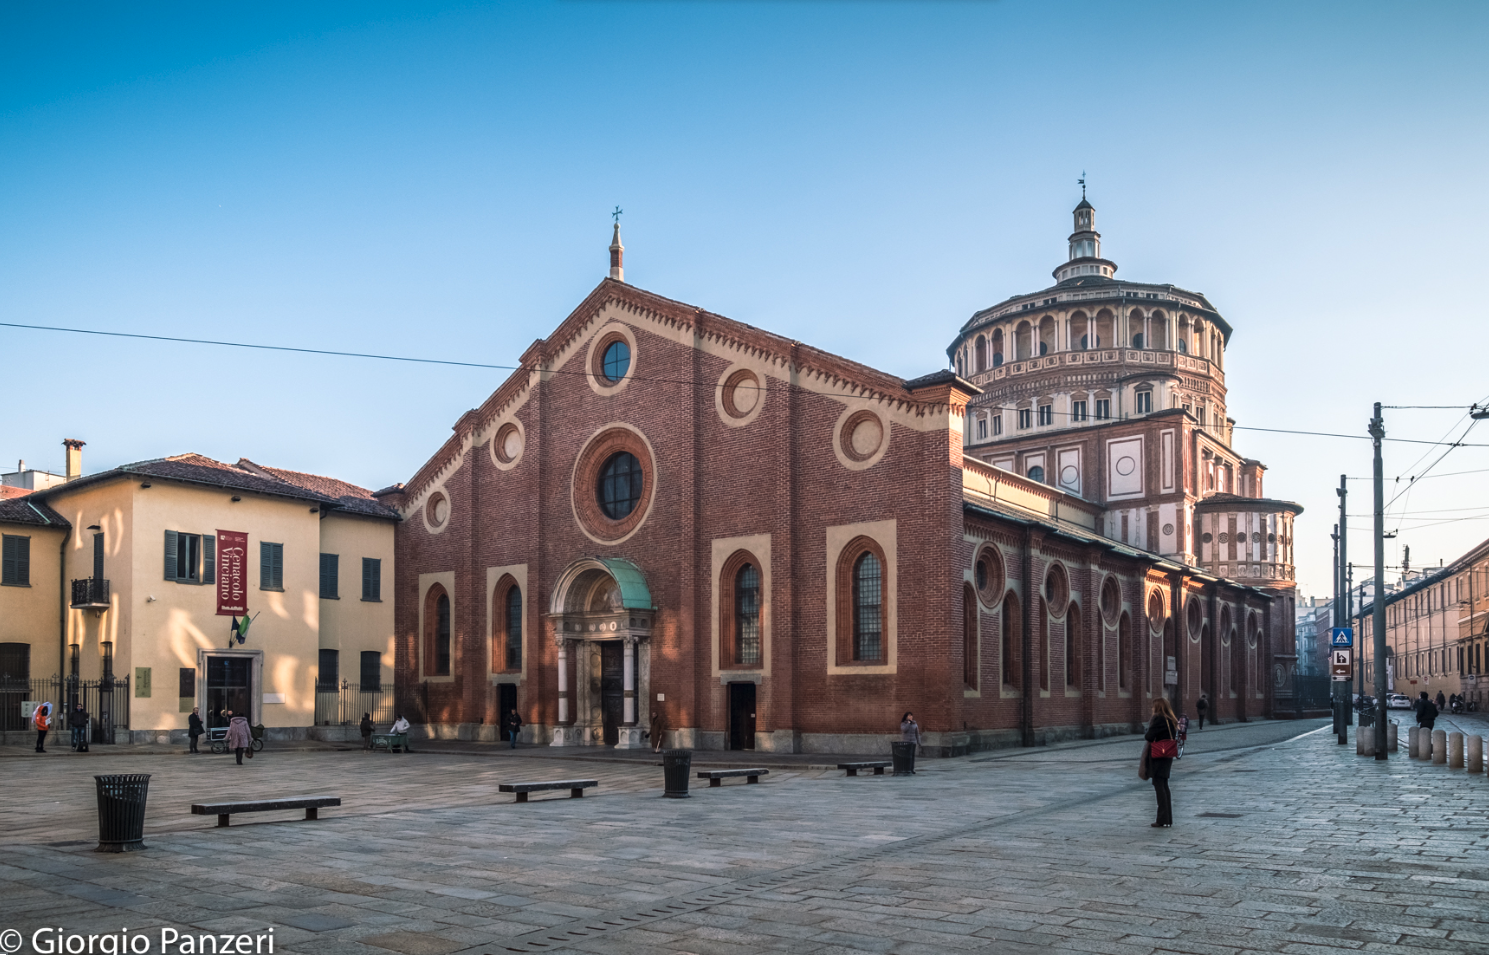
[1332,524,1341,739]
[1371,403,1389,759]
[1338,474,1349,746]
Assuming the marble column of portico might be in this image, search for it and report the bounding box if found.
[551,635,572,746]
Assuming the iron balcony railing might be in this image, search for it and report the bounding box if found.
[70,577,111,609]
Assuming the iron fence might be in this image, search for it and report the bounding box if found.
[0,675,130,741]
[314,681,394,727]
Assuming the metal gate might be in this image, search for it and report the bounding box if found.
[2,676,129,741]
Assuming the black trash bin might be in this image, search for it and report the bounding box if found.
[891,741,916,776]
[94,773,151,852]
[662,749,692,798]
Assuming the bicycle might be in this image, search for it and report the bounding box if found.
[1176,715,1189,759]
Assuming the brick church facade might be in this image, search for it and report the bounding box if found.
[384,210,1298,755]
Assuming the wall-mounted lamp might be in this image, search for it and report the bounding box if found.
[140,482,151,488]
[146,595,157,603]
[87,524,101,531]
[231,496,242,503]
[309,507,319,513]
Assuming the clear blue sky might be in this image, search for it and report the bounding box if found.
[3,1,1486,596]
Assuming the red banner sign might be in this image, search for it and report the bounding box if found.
[216,530,249,615]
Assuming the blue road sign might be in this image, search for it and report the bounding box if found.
[1331,627,1354,648]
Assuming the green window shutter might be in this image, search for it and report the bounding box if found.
[16,536,26,586]
[260,541,271,589]
[361,558,371,600]
[320,553,338,599]
[362,558,380,601]
[164,530,179,581]
[1,536,13,584]
[272,543,283,590]
[2,535,27,586]
[202,535,215,585]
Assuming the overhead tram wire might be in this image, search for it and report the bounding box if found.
[6,319,1489,447]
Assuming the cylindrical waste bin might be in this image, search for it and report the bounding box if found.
[94,774,150,852]
[891,741,916,776]
[662,749,692,798]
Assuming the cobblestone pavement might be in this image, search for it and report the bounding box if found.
[5,717,1489,955]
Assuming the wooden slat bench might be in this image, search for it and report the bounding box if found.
[498,779,598,803]
[696,768,769,787]
[371,733,410,752]
[191,796,341,828]
[837,761,891,777]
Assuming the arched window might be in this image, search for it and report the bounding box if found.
[853,552,883,661]
[1177,338,1187,354]
[975,335,987,373]
[425,587,451,677]
[1027,465,1045,483]
[735,563,761,666]
[1002,592,1020,688]
[505,584,522,670]
[597,451,643,519]
[963,583,978,689]
[1039,598,1050,691]
[1132,333,1144,349]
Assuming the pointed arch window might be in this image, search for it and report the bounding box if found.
[505,584,522,670]
[853,552,883,661]
[735,564,761,666]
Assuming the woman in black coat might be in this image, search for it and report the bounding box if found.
[1145,698,1180,827]
[187,707,204,754]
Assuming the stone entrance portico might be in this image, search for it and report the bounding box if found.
[548,557,654,748]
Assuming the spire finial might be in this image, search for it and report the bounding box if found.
[1078,171,1086,200]
[608,208,624,282]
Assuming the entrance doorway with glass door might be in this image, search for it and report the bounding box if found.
[206,656,253,730]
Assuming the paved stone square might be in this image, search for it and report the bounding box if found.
[3,719,1488,954]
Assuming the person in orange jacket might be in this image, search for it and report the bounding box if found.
[33,701,53,753]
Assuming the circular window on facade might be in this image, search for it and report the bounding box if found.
[1044,563,1069,616]
[1027,465,1045,483]
[425,491,450,530]
[1268,533,1277,543]
[717,366,766,426]
[601,340,630,383]
[1100,575,1120,624]
[493,422,524,467]
[1162,523,1175,536]
[974,543,1004,606]
[835,407,889,470]
[1147,589,1165,629]
[1202,532,1213,543]
[597,451,643,519]
[1218,532,1229,544]
[572,425,656,544]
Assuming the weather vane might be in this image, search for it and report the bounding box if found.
[612,205,623,223]
[1078,172,1086,199]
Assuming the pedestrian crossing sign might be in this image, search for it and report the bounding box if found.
[1331,628,1353,648]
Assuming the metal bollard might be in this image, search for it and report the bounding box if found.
[1389,721,1399,753]
[1467,735,1483,773]
[1449,732,1464,768]
[1433,729,1448,764]
[1408,726,1421,758]
[1356,732,1366,756]
[1360,729,1376,757]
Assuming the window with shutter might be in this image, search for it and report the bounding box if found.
[260,542,284,590]
[362,558,381,601]
[360,650,381,689]
[164,530,178,581]
[2,535,31,586]
[319,553,339,599]
[202,535,215,584]
[317,649,339,689]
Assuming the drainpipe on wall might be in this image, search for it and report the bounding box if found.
[58,520,71,709]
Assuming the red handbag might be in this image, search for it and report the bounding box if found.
[1149,738,1178,759]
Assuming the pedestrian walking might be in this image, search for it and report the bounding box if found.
[504,708,523,748]
[188,707,204,753]
[1144,699,1180,828]
[32,701,52,753]
[650,708,666,753]
[1416,692,1438,730]
[225,711,253,765]
[69,702,90,752]
[1194,693,1209,730]
[1436,690,1446,712]
[359,713,374,751]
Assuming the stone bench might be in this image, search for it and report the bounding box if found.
[838,761,891,777]
[191,796,341,828]
[371,733,410,752]
[696,768,769,787]
[499,779,598,803]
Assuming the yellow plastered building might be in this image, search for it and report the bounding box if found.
[0,449,397,744]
